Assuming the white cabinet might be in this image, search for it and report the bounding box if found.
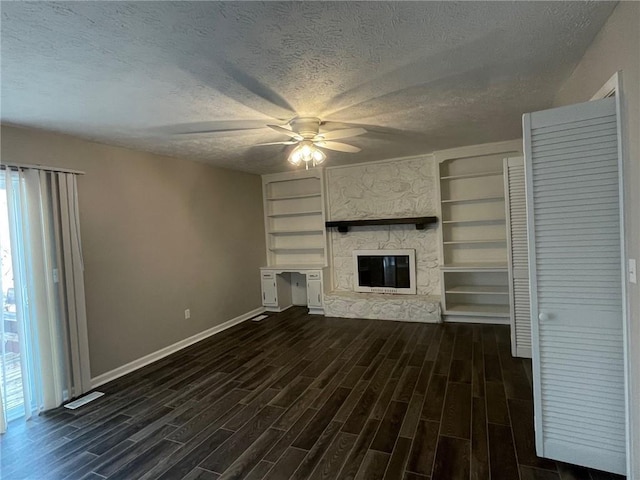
[260,272,278,307]
[260,270,291,311]
[306,271,323,314]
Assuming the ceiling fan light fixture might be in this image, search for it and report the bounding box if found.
[288,140,325,169]
[288,148,303,166]
[312,149,325,164]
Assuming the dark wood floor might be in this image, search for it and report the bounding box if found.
[0,307,626,480]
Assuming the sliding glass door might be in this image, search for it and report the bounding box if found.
[0,172,28,423]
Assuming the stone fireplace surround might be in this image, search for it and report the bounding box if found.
[323,155,442,323]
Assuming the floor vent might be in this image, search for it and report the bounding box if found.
[252,314,268,322]
[64,391,105,409]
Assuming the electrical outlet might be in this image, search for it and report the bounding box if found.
[184,309,191,319]
[629,259,637,284]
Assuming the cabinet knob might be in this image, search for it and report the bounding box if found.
[539,312,550,322]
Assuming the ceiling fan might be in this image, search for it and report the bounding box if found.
[258,117,366,168]
[174,117,366,168]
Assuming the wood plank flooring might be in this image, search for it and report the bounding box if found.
[0,307,626,480]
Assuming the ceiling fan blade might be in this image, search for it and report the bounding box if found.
[323,121,428,142]
[174,128,262,136]
[215,58,297,116]
[316,141,361,153]
[316,127,367,141]
[255,141,298,146]
[267,125,303,140]
[153,120,270,136]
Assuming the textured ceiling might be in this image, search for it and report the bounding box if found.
[1,1,616,174]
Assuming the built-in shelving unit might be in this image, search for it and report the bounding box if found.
[436,140,522,323]
[261,170,328,314]
[262,170,327,266]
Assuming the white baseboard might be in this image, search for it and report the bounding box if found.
[90,306,265,389]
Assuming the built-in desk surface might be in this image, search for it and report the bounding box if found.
[260,264,326,271]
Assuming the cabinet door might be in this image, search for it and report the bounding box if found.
[261,277,277,306]
[524,97,626,474]
[306,279,323,308]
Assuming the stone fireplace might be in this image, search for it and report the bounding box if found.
[323,156,442,322]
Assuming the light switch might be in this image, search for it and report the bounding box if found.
[629,259,637,284]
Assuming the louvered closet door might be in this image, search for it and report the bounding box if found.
[524,97,626,475]
[504,157,531,358]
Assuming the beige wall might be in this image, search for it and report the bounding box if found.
[553,2,640,477]
[0,125,266,378]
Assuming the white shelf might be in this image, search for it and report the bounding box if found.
[267,193,322,201]
[267,210,323,218]
[440,171,503,180]
[446,285,509,295]
[445,303,510,317]
[441,195,504,204]
[269,229,324,235]
[442,218,505,224]
[440,263,508,272]
[269,247,325,253]
[443,239,506,245]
